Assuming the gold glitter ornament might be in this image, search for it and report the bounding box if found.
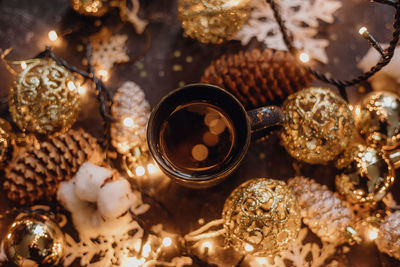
[222,178,301,256]
[335,144,395,203]
[178,0,251,44]
[9,59,81,135]
[280,87,354,164]
[69,0,110,17]
[354,91,400,147]
[0,118,13,168]
[4,213,65,266]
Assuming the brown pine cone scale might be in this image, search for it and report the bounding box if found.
[201,49,314,109]
[4,129,104,205]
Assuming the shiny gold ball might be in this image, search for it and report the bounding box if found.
[222,178,301,256]
[69,0,110,16]
[335,144,395,203]
[280,87,354,164]
[178,0,251,44]
[354,91,400,147]
[0,118,13,168]
[4,213,65,266]
[9,59,81,135]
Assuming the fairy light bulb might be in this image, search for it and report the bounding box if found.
[142,243,151,257]
[97,69,109,81]
[135,166,145,176]
[67,81,77,91]
[299,52,310,63]
[147,163,157,174]
[359,26,368,35]
[162,237,172,247]
[244,243,254,252]
[367,227,379,241]
[201,241,213,253]
[48,30,58,41]
[123,117,135,128]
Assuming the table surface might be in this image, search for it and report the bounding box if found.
[1,0,400,266]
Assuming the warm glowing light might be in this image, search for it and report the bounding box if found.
[244,243,254,252]
[6,233,11,239]
[123,117,135,128]
[299,52,310,63]
[67,81,77,91]
[126,257,145,267]
[142,243,151,257]
[147,163,157,174]
[33,225,45,236]
[367,227,379,241]
[201,241,213,252]
[256,257,268,265]
[78,85,86,95]
[359,26,368,35]
[48,30,59,41]
[21,61,27,70]
[162,237,172,247]
[135,166,145,176]
[97,69,109,81]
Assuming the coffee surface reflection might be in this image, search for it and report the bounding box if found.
[160,102,236,175]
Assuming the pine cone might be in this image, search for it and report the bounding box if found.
[111,81,150,154]
[201,49,314,109]
[4,129,105,205]
[288,176,355,245]
[375,211,400,260]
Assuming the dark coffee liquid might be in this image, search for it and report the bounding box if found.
[160,102,236,175]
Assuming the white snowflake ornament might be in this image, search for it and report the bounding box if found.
[90,27,130,71]
[234,0,342,63]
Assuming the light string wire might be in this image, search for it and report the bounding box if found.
[267,0,400,101]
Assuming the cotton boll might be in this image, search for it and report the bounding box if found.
[97,178,133,219]
[74,162,114,202]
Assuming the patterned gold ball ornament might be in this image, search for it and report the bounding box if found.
[4,213,65,266]
[222,178,301,256]
[9,59,81,135]
[0,118,13,168]
[354,91,400,147]
[69,0,110,17]
[280,87,354,164]
[335,144,395,203]
[178,0,251,44]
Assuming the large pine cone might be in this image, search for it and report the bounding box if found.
[4,129,105,205]
[201,49,314,109]
[288,176,355,245]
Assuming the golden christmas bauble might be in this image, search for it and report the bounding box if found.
[335,144,395,203]
[4,213,65,266]
[0,118,13,168]
[9,59,81,135]
[222,178,301,256]
[280,87,354,164]
[354,91,400,147]
[69,0,110,16]
[178,0,251,44]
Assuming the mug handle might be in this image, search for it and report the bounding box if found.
[247,106,285,132]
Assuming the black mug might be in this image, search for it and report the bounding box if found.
[147,84,284,188]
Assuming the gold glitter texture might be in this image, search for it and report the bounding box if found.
[222,178,301,256]
[69,0,109,17]
[178,0,251,44]
[9,59,81,135]
[280,87,354,164]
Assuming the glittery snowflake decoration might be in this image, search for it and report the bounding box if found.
[90,27,130,71]
[234,0,342,63]
[246,227,342,267]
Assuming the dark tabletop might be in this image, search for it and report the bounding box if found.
[1,0,400,266]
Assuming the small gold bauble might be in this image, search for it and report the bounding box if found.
[69,0,110,16]
[354,91,400,147]
[178,0,251,44]
[335,144,395,203]
[4,213,65,266]
[280,87,354,164]
[0,118,13,168]
[9,59,81,135]
[222,178,301,256]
